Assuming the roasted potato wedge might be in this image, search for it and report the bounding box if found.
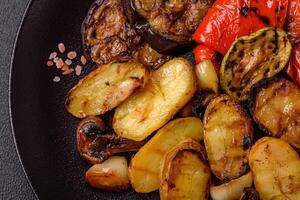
[129,117,204,193]
[66,62,147,118]
[85,156,130,191]
[203,95,253,181]
[210,172,253,200]
[113,58,197,141]
[249,137,300,200]
[249,78,300,149]
[160,139,210,200]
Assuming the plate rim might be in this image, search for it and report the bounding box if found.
[8,0,39,199]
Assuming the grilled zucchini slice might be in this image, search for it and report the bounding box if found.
[249,78,300,149]
[249,137,300,200]
[160,139,210,200]
[203,95,253,181]
[113,58,196,141]
[129,117,204,193]
[66,62,147,118]
[221,27,292,101]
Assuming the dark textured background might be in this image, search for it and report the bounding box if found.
[0,0,37,199]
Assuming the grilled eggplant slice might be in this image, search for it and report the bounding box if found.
[210,172,253,200]
[82,0,141,64]
[249,137,300,200]
[129,117,204,193]
[239,188,260,200]
[77,117,146,164]
[66,62,147,118]
[113,58,196,141]
[160,139,210,200]
[203,95,253,181]
[133,0,214,43]
[221,27,292,101]
[85,156,130,191]
[249,77,300,149]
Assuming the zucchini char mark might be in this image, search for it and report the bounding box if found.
[203,95,254,181]
[82,0,141,65]
[249,77,300,149]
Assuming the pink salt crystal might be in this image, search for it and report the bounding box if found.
[56,58,65,69]
[47,61,54,67]
[49,52,57,60]
[75,65,82,76]
[58,43,66,53]
[65,59,72,65]
[80,55,87,65]
[53,76,61,82]
[67,51,77,60]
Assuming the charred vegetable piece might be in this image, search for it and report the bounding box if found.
[82,0,141,64]
[77,117,146,164]
[210,172,253,200]
[221,27,292,101]
[249,137,300,200]
[191,90,218,119]
[85,156,130,191]
[160,139,210,200]
[113,58,196,141]
[195,60,219,93]
[249,78,300,149]
[134,0,214,43]
[66,62,147,118]
[203,95,253,181]
[129,117,204,193]
[239,188,260,200]
[193,0,289,55]
[134,43,171,70]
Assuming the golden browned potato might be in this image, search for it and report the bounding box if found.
[210,172,253,200]
[203,95,253,181]
[113,58,197,141]
[85,156,129,191]
[249,137,300,200]
[160,139,210,200]
[129,117,204,193]
[66,62,148,118]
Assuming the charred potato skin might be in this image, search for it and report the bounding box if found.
[82,0,141,64]
[240,188,260,200]
[249,137,300,200]
[249,77,300,149]
[65,62,148,118]
[113,58,197,141]
[160,139,210,200]
[204,95,254,181]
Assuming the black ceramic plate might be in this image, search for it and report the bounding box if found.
[10,0,159,199]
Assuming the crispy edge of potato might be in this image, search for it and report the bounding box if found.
[210,171,253,200]
[249,137,300,200]
[160,139,210,200]
[128,117,204,193]
[65,62,147,118]
[203,95,253,181]
[113,57,197,141]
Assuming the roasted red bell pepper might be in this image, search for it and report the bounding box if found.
[285,0,300,85]
[193,0,289,55]
[193,45,220,73]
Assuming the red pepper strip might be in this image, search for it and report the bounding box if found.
[285,43,300,85]
[193,0,289,55]
[193,45,220,73]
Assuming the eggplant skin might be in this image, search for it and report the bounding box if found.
[82,0,141,65]
[133,0,214,43]
[249,77,300,149]
[221,27,292,101]
[203,95,253,181]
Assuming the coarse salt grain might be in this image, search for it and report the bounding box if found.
[53,57,59,63]
[67,51,77,60]
[65,59,72,65]
[75,65,82,76]
[53,76,61,82]
[62,68,74,75]
[58,43,66,53]
[47,60,54,67]
[56,58,65,69]
[62,65,70,71]
[81,55,87,65]
[49,52,57,60]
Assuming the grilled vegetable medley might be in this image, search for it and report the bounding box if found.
[64,0,300,199]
